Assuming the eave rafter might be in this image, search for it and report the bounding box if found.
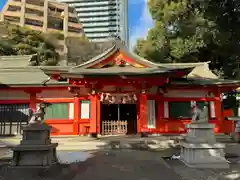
[66,75,170,90]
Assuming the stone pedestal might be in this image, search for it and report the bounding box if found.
[180,123,229,169]
[11,123,58,167]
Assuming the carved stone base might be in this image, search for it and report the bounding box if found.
[185,123,216,143]
[180,142,229,169]
[11,123,58,167]
[12,144,58,167]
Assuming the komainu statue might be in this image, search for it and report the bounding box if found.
[191,101,209,123]
[28,103,48,124]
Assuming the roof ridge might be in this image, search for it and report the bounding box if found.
[157,61,210,66]
[71,43,117,69]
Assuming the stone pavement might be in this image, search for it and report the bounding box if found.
[0,150,182,180]
[0,134,183,151]
[72,150,182,180]
[1,135,240,179]
[166,158,240,180]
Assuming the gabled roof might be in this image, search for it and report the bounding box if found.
[0,39,238,88]
[66,39,115,65]
[187,62,218,79]
[48,67,194,79]
[72,39,159,69]
[41,40,218,80]
[157,62,218,79]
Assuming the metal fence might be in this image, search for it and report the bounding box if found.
[0,104,29,136]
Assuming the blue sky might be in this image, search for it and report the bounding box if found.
[128,0,153,47]
[0,0,153,48]
[0,0,6,10]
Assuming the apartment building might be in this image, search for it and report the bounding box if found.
[0,0,84,60]
[57,0,129,46]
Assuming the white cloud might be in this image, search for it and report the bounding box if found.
[129,0,153,49]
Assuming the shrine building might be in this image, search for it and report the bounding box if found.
[0,40,239,136]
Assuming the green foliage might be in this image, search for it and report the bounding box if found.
[135,0,240,78]
[0,24,59,66]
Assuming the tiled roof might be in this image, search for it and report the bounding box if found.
[0,39,238,87]
[0,66,68,87]
[0,55,33,68]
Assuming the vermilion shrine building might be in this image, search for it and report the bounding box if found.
[0,40,239,136]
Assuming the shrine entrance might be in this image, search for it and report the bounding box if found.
[100,103,137,135]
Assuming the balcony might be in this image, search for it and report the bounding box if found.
[25,14,44,21]
[9,1,21,7]
[48,2,65,11]
[25,0,44,7]
[48,10,63,19]
[4,11,21,17]
[68,22,82,29]
[67,31,83,37]
[25,4,44,11]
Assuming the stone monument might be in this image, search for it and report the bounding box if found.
[180,101,229,168]
[11,103,58,167]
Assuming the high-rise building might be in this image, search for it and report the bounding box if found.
[57,0,129,46]
[0,0,85,60]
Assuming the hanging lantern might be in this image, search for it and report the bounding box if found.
[133,94,137,101]
[122,96,127,104]
[127,94,132,102]
[109,96,116,104]
[100,93,104,102]
[105,93,110,101]
[115,94,121,103]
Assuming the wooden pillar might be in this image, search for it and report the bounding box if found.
[97,95,101,134]
[90,93,98,135]
[156,94,164,130]
[215,89,223,132]
[139,91,148,133]
[73,96,80,135]
[29,92,37,112]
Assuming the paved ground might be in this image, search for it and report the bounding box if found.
[165,143,240,180]
[166,158,240,180]
[1,135,240,179]
[0,150,181,180]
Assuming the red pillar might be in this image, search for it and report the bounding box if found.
[139,91,148,132]
[215,93,221,133]
[90,94,98,134]
[73,96,80,135]
[97,95,101,134]
[156,94,164,130]
[29,92,37,111]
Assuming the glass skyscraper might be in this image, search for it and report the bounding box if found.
[57,0,129,46]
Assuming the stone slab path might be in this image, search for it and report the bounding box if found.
[72,150,181,180]
[0,150,182,180]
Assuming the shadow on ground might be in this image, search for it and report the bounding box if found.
[0,149,182,180]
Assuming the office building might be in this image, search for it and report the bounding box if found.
[0,0,84,59]
[57,0,129,46]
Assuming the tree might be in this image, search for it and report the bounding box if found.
[135,0,240,78]
[0,24,60,66]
